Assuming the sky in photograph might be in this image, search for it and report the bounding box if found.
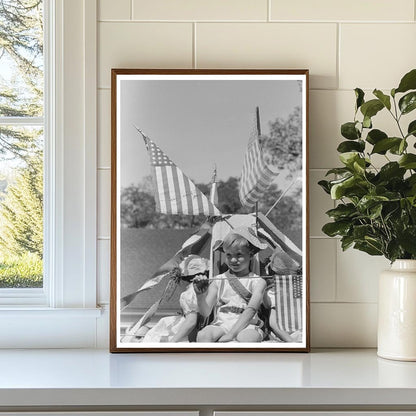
[119,76,303,188]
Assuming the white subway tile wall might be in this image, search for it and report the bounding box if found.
[196,23,338,89]
[98,90,111,168]
[270,0,414,22]
[96,0,416,347]
[99,0,131,21]
[132,0,269,21]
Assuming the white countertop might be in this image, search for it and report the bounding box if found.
[1,348,416,408]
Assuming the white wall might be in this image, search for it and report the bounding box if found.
[96,0,416,348]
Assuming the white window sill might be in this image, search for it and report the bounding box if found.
[0,349,415,410]
[0,307,101,316]
[0,307,103,348]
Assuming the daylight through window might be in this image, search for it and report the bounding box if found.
[0,0,44,289]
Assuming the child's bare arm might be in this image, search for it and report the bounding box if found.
[171,312,198,342]
[193,276,218,317]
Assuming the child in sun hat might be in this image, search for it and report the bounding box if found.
[193,226,267,343]
[142,255,209,343]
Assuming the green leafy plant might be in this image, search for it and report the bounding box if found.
[319,69,416,262]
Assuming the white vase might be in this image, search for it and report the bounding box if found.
[378,259,416,361]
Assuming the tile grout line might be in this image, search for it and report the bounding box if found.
[267,0,271,22]
[98,19,415,24]
[333,231,339,302]
[130,0,133,20]
[193,22,197,69]
[336,22,340,90]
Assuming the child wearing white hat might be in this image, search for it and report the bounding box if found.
[193,227,267,343]
[142,255,209,343]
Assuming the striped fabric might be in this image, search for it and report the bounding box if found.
[271,275,303,333]
[239,109,278,208]
[146,138,221,216]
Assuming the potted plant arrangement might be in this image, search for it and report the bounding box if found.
[319,68,416,361]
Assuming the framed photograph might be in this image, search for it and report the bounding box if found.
[110,69,309,352]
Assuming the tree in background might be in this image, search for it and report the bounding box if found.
[0,155,43,258]
[0,0,44,286]
[261,106,302,175]
[0,0,43,161]
[120,176,302,247]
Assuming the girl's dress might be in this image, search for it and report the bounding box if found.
[142,285,197,343]
[211,272,264,336]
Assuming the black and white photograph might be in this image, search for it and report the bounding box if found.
[110,69,309,352]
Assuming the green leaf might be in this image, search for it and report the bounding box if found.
[399,139,407,155]
[360,99,384,119]
[341,235,355,251]
[366,129,387,145]
[373,89,391,110]
[399,92,416,115]
[325,167,351,176]
[386,240,402,263]
[371,137,402,154]
[369,203,383,220]
[337,140,365,153]
[377,162,406,181]
[318,180,331,194]
[363,116,372,129]
[322,221,351,237]
[341,122,360,140]
[353,224,374,239]
[330,175,364,200]
[398,227,416,255]
[354,241,383,256]
[396,69,416,94]
[326,203,357,220]
[357,195,389,212]
[339,152,360,167]
[407,120,416,137]
[389,139,408,155]
[355,88,365,110]
[399,154,416,169]
[353,158,366,174]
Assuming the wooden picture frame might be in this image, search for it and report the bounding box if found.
[110,69,310,352]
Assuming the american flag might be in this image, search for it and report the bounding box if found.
[239,107,279,208]
[271,274,303,333]
[145,138,221,216]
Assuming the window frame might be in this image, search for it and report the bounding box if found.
[0,0,100,347]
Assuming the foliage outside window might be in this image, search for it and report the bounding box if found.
[0,0,44,288]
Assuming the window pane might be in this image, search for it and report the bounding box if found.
[0,0,44,117]
[0,0,44,291]
[0,126,43,289]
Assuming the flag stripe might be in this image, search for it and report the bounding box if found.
[166,166,178,214]
[239,112,278,208]
[170,166,183,214]
[146,138,221,216]
[151,166,161,212]
[288,276,296,331]
[160,165,172,214]
[177,171,189,215]
[188,180,200,214]
[273,275,302,333]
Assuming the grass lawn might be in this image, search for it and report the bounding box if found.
[0,252,43,288]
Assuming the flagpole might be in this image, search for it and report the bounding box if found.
[265,177,301,217]
[133,125,150,148]
[255,106,261,232]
